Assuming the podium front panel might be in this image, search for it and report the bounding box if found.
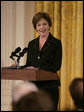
[1,69,58,81]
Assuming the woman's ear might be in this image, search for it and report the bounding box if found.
[48,27,50,31]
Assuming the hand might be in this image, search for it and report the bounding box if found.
[25,66,39,70]
[26,66,35,69]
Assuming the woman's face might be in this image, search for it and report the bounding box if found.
[36,18,50,37]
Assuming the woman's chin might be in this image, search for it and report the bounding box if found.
[40,33,47,37]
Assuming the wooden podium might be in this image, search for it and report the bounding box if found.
[1,68,58,81]
[1,68,58,111]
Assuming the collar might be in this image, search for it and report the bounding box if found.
[33,33,53,52]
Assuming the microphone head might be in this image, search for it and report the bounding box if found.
[15,47,21,53]
[19,52,24,57]
[11,52,19,57]
[10,55,15,61]
[22,47,28,54]
[11,52,16,56]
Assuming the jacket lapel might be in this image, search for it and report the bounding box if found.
[41,34,53,52]
[32,33,53,52]
[33,37,39,51]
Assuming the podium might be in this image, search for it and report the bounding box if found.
[1,68,59,111]
[1,68,58,81]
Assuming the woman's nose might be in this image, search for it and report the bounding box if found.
[40,25,44,29]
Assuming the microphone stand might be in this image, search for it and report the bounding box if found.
[15,56,20,69]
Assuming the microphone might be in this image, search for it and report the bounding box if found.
[10,55,15,61]
[15,47,21,53]
[22,47,28,54]
[19,52,24,57]
[10,47,21,61]
[9,47,21,69]
[10,47,28,68]
[11,51,19,58]
[10,52,16,61]
[17,47,28,62]
[17,52,24,62]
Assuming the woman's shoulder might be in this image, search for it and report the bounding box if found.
[29,37,39,44]
[49,33,61,43]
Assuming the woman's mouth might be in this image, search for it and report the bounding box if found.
[40,30,46,33]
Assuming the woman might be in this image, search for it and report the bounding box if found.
[21,12,62,110]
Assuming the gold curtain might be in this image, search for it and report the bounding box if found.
[35,1,83,111]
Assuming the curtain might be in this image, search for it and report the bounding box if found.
[1,1,35,67]
[35,1,83,111]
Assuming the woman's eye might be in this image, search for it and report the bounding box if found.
[36,23,47,27]
[43,23,47,25]
[37,24,41,27]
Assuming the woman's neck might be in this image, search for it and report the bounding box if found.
[39,32,49,41]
